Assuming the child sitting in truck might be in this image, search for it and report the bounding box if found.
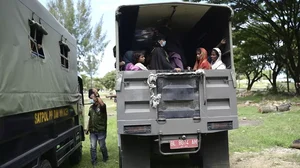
[126,51,148,71]
[123,51,148,71]
[132,51,148,70]
[193,47,211,70]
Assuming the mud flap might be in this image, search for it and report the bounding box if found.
[201,131,230,168]
[120,135,151,168]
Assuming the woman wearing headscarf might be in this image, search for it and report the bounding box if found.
[211,47,226,70]
[193,48,211,70]
[149,33,181,71]
[165,35,185,70]
[122,50,134,71]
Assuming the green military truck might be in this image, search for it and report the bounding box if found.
[0,0,85,167]
[115,2,238,168]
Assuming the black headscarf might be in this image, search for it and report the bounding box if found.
[149,33,173,70]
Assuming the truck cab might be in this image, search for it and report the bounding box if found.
[0,1,85,167]
[115,2,238,168]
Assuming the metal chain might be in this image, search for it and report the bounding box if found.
[147,73,161,108]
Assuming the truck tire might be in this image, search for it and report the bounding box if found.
[119,147,122,168]
[69,146,83,165]
[120,135,151,168]
[39,159,52,168]
[198,131,230,168]
[189,152,203,167]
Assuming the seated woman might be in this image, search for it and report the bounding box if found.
[208,38,226,63]
[166,38,184,70]
[122,50,134,71]
[193,48,211,70]
[211,48,226,70]
[149,33,181,72]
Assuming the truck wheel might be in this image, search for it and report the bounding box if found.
[40,159,52,168]
[119,147,122,168]
[69,146,83,165]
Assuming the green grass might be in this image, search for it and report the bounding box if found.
[237,80,269,90]
[71,93,118,168]
[61,117,119,168]
[65,92,300,167]
[229,106,300,154]
[236,80,297,92]
[73,117,119,168]
[237,92,300,103]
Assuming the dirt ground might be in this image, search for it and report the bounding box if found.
[230,147,300,168]
[231,119,300,168]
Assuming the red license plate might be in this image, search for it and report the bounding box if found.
[169,139,198,149]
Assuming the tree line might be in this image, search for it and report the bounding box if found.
[46,0,110,89]
[185,0,300,94]
[47,0,300,94]
[81,70,116,91]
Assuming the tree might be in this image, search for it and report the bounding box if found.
[183,0,300,94]
[82,54,99,88]
[101,71,116,91]
[47,0,109,72]
[234,25,272,91]
[234,48,265,91]
[93,77,104,91]
[242,25,285,93]
[234,1,300,94]
[80,74,89,90]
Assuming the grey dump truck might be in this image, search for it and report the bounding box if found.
[0,0,85,168]
[115,2,238,168]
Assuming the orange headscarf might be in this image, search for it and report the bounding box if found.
[193,48,211,70]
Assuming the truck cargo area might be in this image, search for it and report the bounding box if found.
[116,2,238,135]
[116,2,233,69]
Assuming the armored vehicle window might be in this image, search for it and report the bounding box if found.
[28,19,48,59]
[59,40,70,69]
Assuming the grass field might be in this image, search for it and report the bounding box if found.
[229,106,300,153]
[236,79,297,92]
[62,92,300,167]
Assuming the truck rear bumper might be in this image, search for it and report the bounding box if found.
[118,116,238,136]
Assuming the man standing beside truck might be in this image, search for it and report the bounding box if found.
[86,88,109,166]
